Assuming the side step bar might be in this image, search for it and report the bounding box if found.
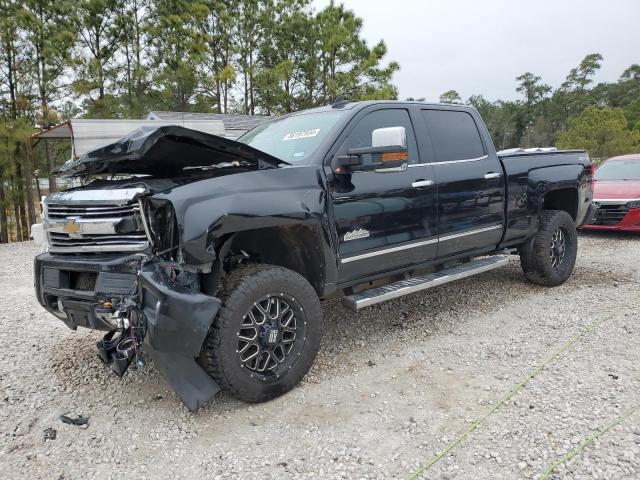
[342,255,509,311]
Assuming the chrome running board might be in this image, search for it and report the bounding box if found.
[342,256,509,311]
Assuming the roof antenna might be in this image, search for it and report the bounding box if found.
[332,96,349,109]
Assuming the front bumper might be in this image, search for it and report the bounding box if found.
[35,252,144,330]
[34,252,221,410]
[581,207,640,232]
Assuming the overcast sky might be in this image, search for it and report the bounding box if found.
[312,0,640,102]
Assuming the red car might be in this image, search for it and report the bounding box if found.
[581,154,640,232]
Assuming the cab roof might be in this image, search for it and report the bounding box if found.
[290,100,473,116]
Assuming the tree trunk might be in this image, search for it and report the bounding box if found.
[216,79,222,113]
[123,40,133,114]
[214,58,222,113]
[35,175,43,217]
[10,177,22,242]
[248,46,255,115]
[134,0,144,117]
[96,32,104,101]
[224,81,228,113]
[0,178,8,243]
[13,158,28,240]
[24,141,37,226]
[244,69,249,114]
[45,139,56,193]
[5,36,18,118]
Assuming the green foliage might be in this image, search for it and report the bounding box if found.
[515,72,552,145]
[74,0,127,118]
[562,53,603,92]
[146,0,209,111]
[556,107,640,160]
[439,90,461,104]
[624,98,640,130]
[516,72,551,106]
[20,0,77,125]
[0,0,401,241]
[2,2,640,243]
[252,1,398,114]
[463,54,640,155]
[313,2,398,104]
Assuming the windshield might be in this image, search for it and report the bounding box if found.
[595,159,640,180]
[238,111,346,164]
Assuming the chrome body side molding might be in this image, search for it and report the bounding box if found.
[339,224,503,264]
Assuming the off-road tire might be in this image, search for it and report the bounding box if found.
[199,264,323,402]
[518,210,578,287]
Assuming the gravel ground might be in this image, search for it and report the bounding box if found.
[1,232,639,479]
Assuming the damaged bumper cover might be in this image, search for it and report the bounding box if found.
[34,252,221,411]
[138,266,221,410]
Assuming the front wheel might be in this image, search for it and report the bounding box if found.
[199,264,323,402]
[518,210,578,287]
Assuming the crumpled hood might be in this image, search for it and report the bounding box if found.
[55,125,288,177]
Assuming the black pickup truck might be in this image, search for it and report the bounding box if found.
[35,101,594,410]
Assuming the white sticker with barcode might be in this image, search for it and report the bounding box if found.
[283,129,320,141]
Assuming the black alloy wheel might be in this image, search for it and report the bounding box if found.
[236,294,306,377]
[549,225,568,270]
[518,209,578,287]
[200,264,323,403]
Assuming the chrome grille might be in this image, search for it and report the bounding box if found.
[43,188,150,253]
[592,204,629,226]
[46,204,139,220]
[48,232,149,247]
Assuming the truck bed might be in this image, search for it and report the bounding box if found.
[498,149,593,248]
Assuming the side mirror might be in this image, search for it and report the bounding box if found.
[333,126,408,174]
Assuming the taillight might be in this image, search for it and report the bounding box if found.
[590,164,595,193]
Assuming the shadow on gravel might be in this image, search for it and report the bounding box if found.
[49,329,164,403]
[578,229,640,241]
[316,258,630,376]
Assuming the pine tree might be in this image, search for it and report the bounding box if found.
[21,0,76,192]
[75,0,126,118]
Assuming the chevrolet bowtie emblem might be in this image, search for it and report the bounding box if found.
[63,220,81,236]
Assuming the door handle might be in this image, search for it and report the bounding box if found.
[411,179,434,188]
[484,172,501,179]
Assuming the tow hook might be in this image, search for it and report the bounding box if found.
[96,308,146,377]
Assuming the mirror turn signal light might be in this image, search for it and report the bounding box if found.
[381,151,408,162]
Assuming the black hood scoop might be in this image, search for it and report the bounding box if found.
[56,125,288,177]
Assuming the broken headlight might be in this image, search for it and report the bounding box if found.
[144,199,179,259]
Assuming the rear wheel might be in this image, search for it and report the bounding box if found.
[518,210,578,286]
[199,264,323,402]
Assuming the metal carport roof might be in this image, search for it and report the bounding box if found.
[33,118,226,158]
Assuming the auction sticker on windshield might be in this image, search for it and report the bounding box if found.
[283,129,320,141]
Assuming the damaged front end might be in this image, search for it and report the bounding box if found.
[35,222,223,411]
[91,261,222,410]
[35,125,286,410]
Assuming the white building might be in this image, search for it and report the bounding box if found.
[145,111,270,140]
[31,112,271,191]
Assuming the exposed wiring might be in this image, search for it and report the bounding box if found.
[140,244,180,267]
[406,301,632,480]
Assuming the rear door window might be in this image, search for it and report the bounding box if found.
[421,110,485,162]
